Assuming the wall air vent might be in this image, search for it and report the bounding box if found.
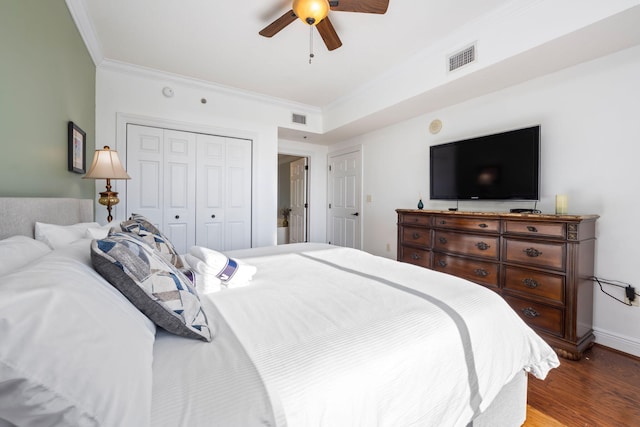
[292,113,307,125]
[448,43,476,72]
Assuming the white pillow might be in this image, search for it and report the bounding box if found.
[34,221,101,249]
[0,250,156,426]
[0,235,51,276]
[85,223,115,239]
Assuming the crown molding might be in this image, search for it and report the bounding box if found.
[65,0,104,66]
[98,59,322,114]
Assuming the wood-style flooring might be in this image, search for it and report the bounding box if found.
[524,344,640,427]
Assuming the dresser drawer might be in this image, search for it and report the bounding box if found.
[399,246,430,268]
[504,296,564,337]
[400,214,431,227]
[434,216,500,233]
[504,238,566,270]
[503,266,565,304]
[401,227,431,248]
[434,230,499,260]
[433,253,499,288]
[504,220,565,238]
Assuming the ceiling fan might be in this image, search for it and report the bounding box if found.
[259,0,389,51]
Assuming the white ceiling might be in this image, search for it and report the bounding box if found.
[71,0,640,143]
[79,0,512,107]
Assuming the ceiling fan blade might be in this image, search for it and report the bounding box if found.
[329,0,389,14]
[259,9,297,37]
[316,17,342,51]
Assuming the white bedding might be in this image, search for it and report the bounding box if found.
[151,243,559,427]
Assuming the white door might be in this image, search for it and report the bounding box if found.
[328,149,362,249]
[222,137,252,250]
[289,157,307,243]
[195,134,225,250]
[163,130,196,254]
[126,125,196,254]
[125,124,166,229]
[127,124,252,254]
[194,134,252,251]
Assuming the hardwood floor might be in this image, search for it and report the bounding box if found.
[524,344,640,426]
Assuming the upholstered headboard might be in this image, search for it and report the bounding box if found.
[0,197,94,239]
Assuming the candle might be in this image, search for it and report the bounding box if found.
[555,195,568,215]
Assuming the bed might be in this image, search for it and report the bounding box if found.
[0,197,559,427]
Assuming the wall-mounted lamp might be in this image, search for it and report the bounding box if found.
[83,146,130,222]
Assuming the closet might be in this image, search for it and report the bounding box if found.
[126,124,252,254]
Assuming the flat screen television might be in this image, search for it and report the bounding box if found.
[430,125,540,200]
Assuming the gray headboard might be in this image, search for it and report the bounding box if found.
[0,197,94,239]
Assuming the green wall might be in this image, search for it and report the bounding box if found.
[0,0,95,198]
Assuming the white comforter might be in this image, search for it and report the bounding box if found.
[151,243,559,427]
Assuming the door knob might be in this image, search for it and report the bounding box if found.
[352,212,359,216]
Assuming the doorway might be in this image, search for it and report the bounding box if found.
[278,154,309,244]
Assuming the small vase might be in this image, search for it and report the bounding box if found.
[417,199,424,210]
[282,218,288,227]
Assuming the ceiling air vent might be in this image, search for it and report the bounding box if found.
[448,44,476,72]
[292,113,307,125]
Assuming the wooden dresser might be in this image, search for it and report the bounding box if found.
[396,209,599,360]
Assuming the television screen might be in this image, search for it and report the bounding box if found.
[430,125,540,200]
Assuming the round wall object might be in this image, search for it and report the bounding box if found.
[429,119,442,134]
[162,87,174,98]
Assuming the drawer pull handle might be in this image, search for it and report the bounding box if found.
[211,214,216,218]
[523,278,539,289]
[476,242,490,251]
[175,215,180,219]
[474,268,489,277]
[438,260,447,267]
[439,237,448,244]
[440,220,446,225]
[478,223,488,228]
[412,232,421,239]
[527,226,538,232]
[523,247,542,257]
[411,253,421,260]
[522,307,540,318]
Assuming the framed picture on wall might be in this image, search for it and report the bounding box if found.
[68,121,86,174]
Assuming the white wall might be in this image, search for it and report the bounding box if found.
[96,64,321,248]
[332,45,640,356]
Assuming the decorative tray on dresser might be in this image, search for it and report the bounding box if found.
[396,209,599,360]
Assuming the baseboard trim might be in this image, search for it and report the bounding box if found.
[593,327,640,358]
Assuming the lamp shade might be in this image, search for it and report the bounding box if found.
[83,146,130,180]
[293,0,330,25]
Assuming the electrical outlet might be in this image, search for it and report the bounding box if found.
[625,286,639,307]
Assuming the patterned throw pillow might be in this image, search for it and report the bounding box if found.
[120,214,184,268]
[90,231,212,342]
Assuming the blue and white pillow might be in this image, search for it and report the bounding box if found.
[120,214,184,268]
[91,231,212,342]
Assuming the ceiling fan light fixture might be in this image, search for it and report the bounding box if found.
[293,0,330,26]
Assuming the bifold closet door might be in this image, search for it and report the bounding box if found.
[162,129,196,253]
[127,124,252,253]
[126,124,196,254]
[195,134,252,251]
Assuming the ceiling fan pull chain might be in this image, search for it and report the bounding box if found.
[309,26,314,64]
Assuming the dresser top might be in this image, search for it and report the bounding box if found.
[396,209,599,222]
